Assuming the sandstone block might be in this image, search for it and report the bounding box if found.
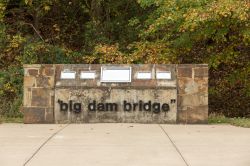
[177,105,208,124]
[178,94,208,107]
[24,76,36,87]
[36,76,51,88]
[23,88,31,107]
[44,68,54,76]
[45,108,54,123]
[31,88,49,107]
[28,69,38,76]
[194,67,208,78]
[177,66,192,78]
[24,107,45,123]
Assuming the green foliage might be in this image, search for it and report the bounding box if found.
[0,1,7,22]
[137,0,250,117]
[0,116,23,123]
[209,114,250,128]
[0,66,23,117]
[0,0,249,118]
[22,42,74,64]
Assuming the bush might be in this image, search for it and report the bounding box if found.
[0,66,23,117]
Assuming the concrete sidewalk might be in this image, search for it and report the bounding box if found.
[0,124,250,166]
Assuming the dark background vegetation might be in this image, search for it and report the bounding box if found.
[0,0,249,118]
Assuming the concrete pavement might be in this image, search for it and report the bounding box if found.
[0,124,250,166]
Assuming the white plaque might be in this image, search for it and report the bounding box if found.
[137,72,152,79]
[80,71,96,79]
[156,71,171,79]
[101,67,131,82]
[60,70,76,79]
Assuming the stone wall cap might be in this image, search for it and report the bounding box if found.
[23,64,42,68]
[23,64,208,67]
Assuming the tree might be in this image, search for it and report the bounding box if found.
[136,0,250,116]
[0,0,249,117]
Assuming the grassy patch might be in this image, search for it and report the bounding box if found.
[209,114,250,128]
[0,116,23,123]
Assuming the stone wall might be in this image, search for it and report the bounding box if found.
[177,64,208,123]
[23,64,208,124]
[54,64,177,123]
[23,64,55,123]
[54,88,177,123]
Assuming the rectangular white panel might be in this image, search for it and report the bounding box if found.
[156,71,171,79]
[80,71,96,79]
[60,70,76,79]
[137,72,152,79]
[101,67,131,82]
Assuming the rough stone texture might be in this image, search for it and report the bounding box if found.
[24,76,36,87]
[23,65,55,123]
[23,64,208,124]
[177,66,192,78]
[23,107,45,123]
[28,69,38,76]
[177,64,208,124]
[45,108,55,123]
[31,88,50,107]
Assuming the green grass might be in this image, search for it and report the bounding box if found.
[209,114,250,128]
[0,116,23,123]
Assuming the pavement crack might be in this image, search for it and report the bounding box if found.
[158,124,189,166]
[23,124,70,166]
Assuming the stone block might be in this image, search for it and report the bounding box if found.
[23,88,32,107]
[177,66,192,78]
[132,79,156,87]
[44,68,54,76]
[178,94,208,107]
[45,108,54,123]
[31,88,50,107]
[178,78,208,94]
[28,69,38,76]
[43,64,53,67]
[36,76,54,88]
[177,105,208,124]
[194,67,208,78]
[23,64,41,68]
[50,95,54,107]
[24,107,45,123]
[179,79,199,95]
[195,77,208,93]
[48,77,55,87]
[177,64,208,124]
[24,76,36,87]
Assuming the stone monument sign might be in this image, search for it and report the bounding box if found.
[23,64,208,124]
